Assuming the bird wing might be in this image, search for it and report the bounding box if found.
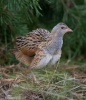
[15,28,50,56]
[14,28,50,66]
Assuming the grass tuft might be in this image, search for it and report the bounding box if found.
[11,63,86,100]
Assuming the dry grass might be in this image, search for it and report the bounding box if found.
[0,62,86,100]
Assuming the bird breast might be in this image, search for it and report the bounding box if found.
[45,37,63,55]
[50,50,61,65]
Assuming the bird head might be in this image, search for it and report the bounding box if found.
[51,22,73,35]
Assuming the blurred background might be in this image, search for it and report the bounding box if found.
[0,0,86,65]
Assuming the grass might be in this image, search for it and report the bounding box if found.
[9,62,86,100]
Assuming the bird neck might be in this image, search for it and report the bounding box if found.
[51,27,64,44]
[45,30,63,55]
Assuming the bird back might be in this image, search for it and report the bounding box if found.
[15,28,50,56]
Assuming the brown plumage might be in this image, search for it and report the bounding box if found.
[14,28,50,66]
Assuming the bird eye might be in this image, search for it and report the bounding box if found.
[61,27,64,29]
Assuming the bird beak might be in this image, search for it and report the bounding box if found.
[67,27,73,32]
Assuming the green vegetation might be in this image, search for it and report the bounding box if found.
[7,63,86,99]
[0,0,86,100]
[0,0,86,64]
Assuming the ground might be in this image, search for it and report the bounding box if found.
[0,61,86,100]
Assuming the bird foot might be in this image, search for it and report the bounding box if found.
[30,72,40,84]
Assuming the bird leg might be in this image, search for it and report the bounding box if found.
[21,68,39,84]
[30,71,39,84]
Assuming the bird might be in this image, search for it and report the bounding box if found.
[14,23,73,83]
